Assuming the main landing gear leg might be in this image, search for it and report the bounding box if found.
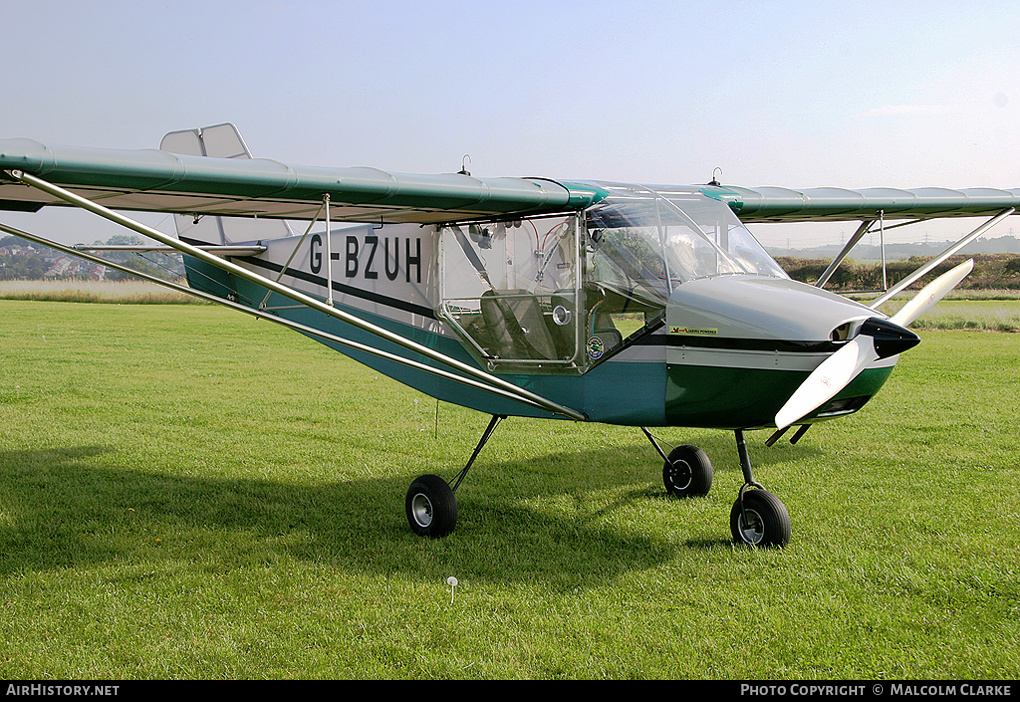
[730,429,791,548]
[405,414,505,538]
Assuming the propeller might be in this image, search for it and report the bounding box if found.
[774,259,974,431]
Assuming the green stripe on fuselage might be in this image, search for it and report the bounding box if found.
[202,268,671,424]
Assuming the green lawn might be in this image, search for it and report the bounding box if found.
[0,300,1017,679]
[881,297,1020,332]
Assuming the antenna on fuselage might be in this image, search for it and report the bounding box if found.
[708,167,723,186]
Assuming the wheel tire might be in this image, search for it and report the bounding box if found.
[406,474,458,538]
[729,489,792,547]
[663,445,713,498]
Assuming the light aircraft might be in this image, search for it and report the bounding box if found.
[1,123,1016,548]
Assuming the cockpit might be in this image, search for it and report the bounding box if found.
[437,182,788,373]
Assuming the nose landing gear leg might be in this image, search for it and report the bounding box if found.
[730,429,791,548]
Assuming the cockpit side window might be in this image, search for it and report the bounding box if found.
[584,207,671,357]
[580,186,788,357]
[438,215,585,372]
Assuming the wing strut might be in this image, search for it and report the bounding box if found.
[869,208,1013,309]
[2,169,587,422]
[815,219,874,289]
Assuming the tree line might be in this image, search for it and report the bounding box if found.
[3,233,1019,291]
[775,253,1020,291]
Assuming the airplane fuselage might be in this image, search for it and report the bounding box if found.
[182,182,898,429]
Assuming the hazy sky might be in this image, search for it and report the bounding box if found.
[3,0,1019,248]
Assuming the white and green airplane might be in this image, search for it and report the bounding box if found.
[1,123,1015,547]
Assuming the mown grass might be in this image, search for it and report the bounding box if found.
[909,300,1020,332]
[3,280,1018,329]
[0,300,1017,679]
[864,291,1020,332]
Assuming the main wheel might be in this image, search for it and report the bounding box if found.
[729,489,791,547]
[406,474,458,538]
[663,445,713,497]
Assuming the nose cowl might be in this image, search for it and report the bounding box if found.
[667,275,878,343]
[774,315,919,430]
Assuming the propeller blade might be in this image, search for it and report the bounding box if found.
[889,259,974,327]
[774,335,878,430]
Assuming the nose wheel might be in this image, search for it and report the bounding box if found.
[730,485,791,547]
[644,427,792,548]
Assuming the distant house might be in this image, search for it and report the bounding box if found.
[44,257,73,278]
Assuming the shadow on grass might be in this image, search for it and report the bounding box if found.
[0,436,819,587]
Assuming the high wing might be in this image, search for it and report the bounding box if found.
[703,184,1020,223]
[3,133,1020,225]
[0,136,603,224]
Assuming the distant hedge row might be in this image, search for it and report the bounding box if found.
[776,253,1020,291]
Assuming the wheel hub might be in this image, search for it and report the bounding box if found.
[737,507,765,545]
[666,459,693,491]
[410,493,433,528]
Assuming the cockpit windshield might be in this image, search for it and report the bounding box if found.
[585,182,787,306]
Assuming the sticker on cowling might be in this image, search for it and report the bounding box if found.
[669,326,718,336]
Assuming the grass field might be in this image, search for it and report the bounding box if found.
[874,292,1020,333]
[0,299,1017,679]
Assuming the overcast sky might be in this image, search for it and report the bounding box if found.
[3,0,1019,248]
